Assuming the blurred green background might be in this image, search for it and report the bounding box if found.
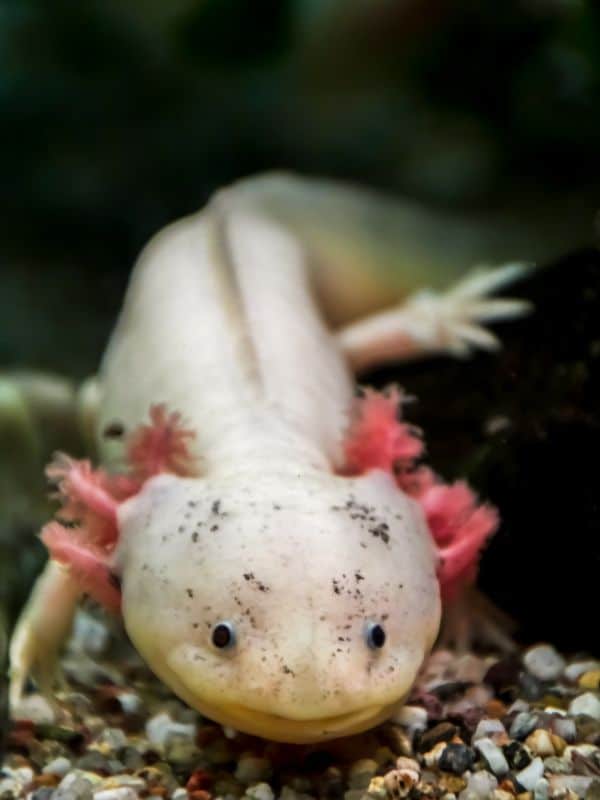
[1,0,600,374]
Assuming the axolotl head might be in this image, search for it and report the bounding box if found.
[115,468,441,743]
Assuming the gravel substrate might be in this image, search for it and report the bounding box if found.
[2,621,600,800]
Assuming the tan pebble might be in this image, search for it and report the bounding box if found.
[394,757,419,774]
[423,741,447,768]
[549,734,566,755]
[525,729,555,757]
[486,699,508,720]
[578,670,600,690]
[365,776,386,799]
[515,794,532,800]
[383,769,418,799]
[437,774,466,794]
[31,774,60,788]
[382,727,413,757]
[491,791,515,800]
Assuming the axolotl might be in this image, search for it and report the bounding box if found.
[9,175,527,743]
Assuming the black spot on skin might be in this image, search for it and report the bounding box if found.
[108,572,121,590]
[273,503,282,510]
[178,526,185,533]
[186,588,194,598]
[282,664,295,676]
[192,531,199,543]
[187,500,198,508]
[332,579,342,595]
[211,525,219,532]
[243,572,254,581]
[103,420,125,439]
[355,571,365,582]
[369,522,390,544]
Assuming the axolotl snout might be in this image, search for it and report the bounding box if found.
[9,176,527,742]
[117,469,439,741]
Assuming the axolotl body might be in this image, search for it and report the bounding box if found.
[9,176,527,743]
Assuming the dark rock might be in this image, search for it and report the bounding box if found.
[518,671,545,701]
[76,750,111,773]
[31,790,55,800]
[438,743,476,774]
[484,659,521,693]
[503,741,532,770]
[430,682,472,701]
[417,722,458,752]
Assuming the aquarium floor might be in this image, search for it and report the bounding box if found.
[2,623,600,800]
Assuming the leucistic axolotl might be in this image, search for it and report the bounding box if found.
[8,176,529,743]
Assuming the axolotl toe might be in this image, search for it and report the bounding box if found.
[10,178,523,741]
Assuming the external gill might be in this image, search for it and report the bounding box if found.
[41,404,197,611]
[340,387,498,601]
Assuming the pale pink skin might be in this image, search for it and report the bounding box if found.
[12,182,524,741]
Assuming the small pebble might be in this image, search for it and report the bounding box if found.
[525,729,555,757]
[94,789,138,800]
[418,722,457,752]
[474,738,509,776]
[569,692,600,720]
[564,661,600,683]
[146,712,197,748]
[523,645,566,682]
[42,757,72,777]
[383,768,418,799]
[458,769,498,800]
[391,705,428,734]
[515,757,545,791]
[511,712,540,740]
[533,777,549,800]
[439,743,476,775]
[245,783,275,800]
[473,718,506,742]
[580,671,600,690]
[503,741,532,770]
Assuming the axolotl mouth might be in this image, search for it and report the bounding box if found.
[149,655,406,743]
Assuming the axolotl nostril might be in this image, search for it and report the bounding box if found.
[9,175,528,743]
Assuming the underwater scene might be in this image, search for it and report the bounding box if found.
[1,1,600,798]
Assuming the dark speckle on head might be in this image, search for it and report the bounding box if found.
[186,588,194,598]
[103,420,125,439]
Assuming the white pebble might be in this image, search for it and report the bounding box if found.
[533,777,549,800]
[95,727,128,752]
[145,712,197,747]
[569,691,600,719]
[94,790,139,800]
[118,692,142,714]
[458,770,498,800]
[515,756,544,791]
[548,774,597,795]
[171,790,189,800]
[472,718,506,742]
[551,716,576,742]
[246,783,275,800]
[564,660,600,682]
[391,705,428,733]
[474,738,509,776]
[43,757,72,777]
[523,644,566,682]
[11,693,56,724]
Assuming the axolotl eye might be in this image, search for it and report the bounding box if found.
[364,621,386,650]
[211,621,237,650]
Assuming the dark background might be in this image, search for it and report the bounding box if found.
[1,0,599,650]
